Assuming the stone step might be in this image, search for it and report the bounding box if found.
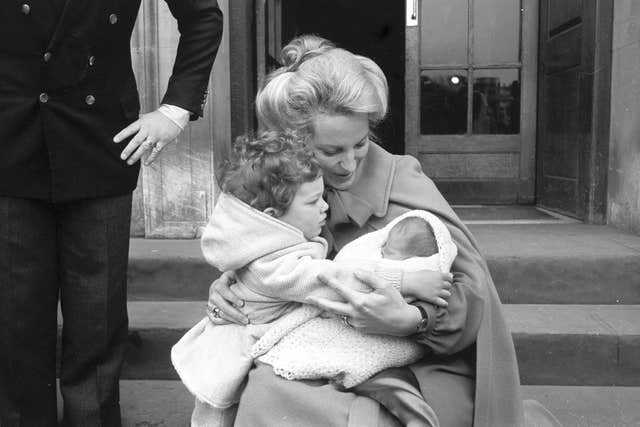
[521,386,640,427]
[453,205,575,223]
[127,223,640,304]
[55,381,640,427]
[57,302,640,386]
[470,224,640,304]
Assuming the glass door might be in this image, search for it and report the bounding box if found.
[405,0,538,204]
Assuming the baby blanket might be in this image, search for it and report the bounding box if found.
[253,209,457,388]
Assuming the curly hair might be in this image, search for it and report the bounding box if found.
[218,131,321,217]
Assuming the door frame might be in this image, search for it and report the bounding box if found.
[405,0,539,204]
[130,0,231,238]
[535,0,613,223]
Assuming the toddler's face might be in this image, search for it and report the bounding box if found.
[277,177,329,239]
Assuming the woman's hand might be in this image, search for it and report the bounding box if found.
[306,269,422,337]
[402,270,453,308]
[206,271,249,325]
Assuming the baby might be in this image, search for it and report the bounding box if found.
[331,210,455,307]
[383,216,439,260]
[171,131,455,427]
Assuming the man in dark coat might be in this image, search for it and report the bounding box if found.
[0,1,223,425]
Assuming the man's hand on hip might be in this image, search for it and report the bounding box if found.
[113,109,184,166]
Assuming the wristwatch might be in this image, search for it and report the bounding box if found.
[412,303,429,333]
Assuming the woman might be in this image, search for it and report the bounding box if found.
[208,35,524,427]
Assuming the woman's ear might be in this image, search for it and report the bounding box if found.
[263,207,279,217]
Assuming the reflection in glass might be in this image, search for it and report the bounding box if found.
[420,70,468,135]
[472,69,520,134]
[474,0,521,64]
[420,0,468,65]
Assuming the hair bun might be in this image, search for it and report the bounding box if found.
[280,35,335,70]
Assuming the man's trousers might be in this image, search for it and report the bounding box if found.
[0,194,132,426]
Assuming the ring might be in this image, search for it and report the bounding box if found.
[207,304,221,318]
[145,138,160,151]
[341,315,352,328]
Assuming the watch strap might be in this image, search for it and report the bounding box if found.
[412,303,429,333]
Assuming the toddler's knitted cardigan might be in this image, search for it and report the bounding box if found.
[171,193,456,408]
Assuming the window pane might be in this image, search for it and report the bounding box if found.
[420,0,468,65]
[472,69,520,134]
[474,0,521,64]
[421,70,468,135]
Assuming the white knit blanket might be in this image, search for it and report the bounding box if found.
[252,210,457,388]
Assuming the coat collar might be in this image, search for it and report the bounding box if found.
[325,143,396,229]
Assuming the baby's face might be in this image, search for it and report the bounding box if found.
[380,231,411,260]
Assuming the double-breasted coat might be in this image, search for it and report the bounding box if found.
[0,0,223,201]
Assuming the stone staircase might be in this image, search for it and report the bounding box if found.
[59,211,640,426]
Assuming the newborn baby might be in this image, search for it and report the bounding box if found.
[382,216,439,260]
[256,209,458,387]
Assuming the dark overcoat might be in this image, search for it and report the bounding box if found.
[0,0,223,201]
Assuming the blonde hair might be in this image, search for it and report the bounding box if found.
[256,35,389,134]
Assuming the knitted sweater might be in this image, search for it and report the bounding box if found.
[171,193,455,407]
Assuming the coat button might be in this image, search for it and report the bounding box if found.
[39,93,49,103]
[43,52,52,62]
[88,55,96,66]
[108,13,118,24]
[85,95,96,105]
[21,4,30,15]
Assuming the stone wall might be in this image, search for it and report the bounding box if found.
[608,0,640,234]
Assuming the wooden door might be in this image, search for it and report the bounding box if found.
[537,0,612,221]
[406,0,538,204]
[129,0,231,238]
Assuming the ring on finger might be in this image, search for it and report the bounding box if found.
[206,304,221,318]
[341,315,352,328]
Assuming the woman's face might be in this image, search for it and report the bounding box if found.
[309,113,370,190]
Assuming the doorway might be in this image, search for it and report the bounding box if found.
[250,0,612,216]
[536,0,612,221]
[405,0,539,204]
